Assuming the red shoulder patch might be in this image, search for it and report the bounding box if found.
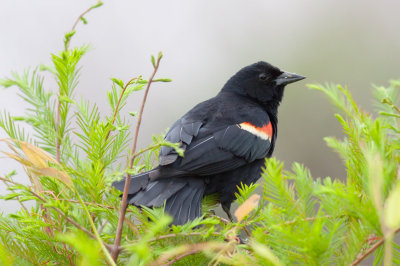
[239,122,273,141]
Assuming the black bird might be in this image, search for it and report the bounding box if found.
[113,61,305,225]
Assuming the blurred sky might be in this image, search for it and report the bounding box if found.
[1,0,400,213]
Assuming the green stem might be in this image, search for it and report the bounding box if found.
[75,192,116,266]
[384,233,393,266]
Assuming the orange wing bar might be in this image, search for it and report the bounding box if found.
[239,122,273,140]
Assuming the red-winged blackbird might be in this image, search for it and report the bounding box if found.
[113,61,305,225]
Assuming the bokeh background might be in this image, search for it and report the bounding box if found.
[1,0,400,214]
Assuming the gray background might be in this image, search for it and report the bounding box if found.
[1,0,400,215]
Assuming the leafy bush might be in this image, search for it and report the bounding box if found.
[0,3,399,265]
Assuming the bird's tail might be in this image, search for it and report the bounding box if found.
[112,171,151,195]
[113,173,205,225]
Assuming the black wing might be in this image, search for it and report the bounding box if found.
[158,115,273,177]
[159,117,203,166]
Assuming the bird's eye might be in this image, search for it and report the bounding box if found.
[259,73,267,81]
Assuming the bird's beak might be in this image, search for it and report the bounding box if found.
[275,71,306,86]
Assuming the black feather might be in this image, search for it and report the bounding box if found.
[159,120,203,166]
[147,179,186,207]
[189,188,204,221]
[113,171,150,195]
[164,178,204,225]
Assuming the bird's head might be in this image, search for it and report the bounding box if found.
[221,61,305,107]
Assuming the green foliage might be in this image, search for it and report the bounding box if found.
[235,182,259,205]
[1,5,400,265]
[57,230,101,265]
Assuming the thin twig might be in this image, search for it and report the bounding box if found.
[151,242,226,266]
[127,232,221,247]
[57,213,74,266]
[55,100,61,162]
[115,231,222,254]
[53,86,65,248]
[0,176,22,188]
[283,215,332,226]
[0,178,29,213]
[243,225,251,238]
[262,215,333,235]
[350,226,400,266]
[58,198,115,209]
[129,142,162,162]
[71,8,92,33]
[149,232,220,242]
[74,192,116,266]
[111,54,163,261]
[128,55,162,178]
[65,3,102,50]
[162,250,199,266]
[213,215,230,225]
[350,238,385,266]
[63,241,74,266]
[105,77,140,141]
